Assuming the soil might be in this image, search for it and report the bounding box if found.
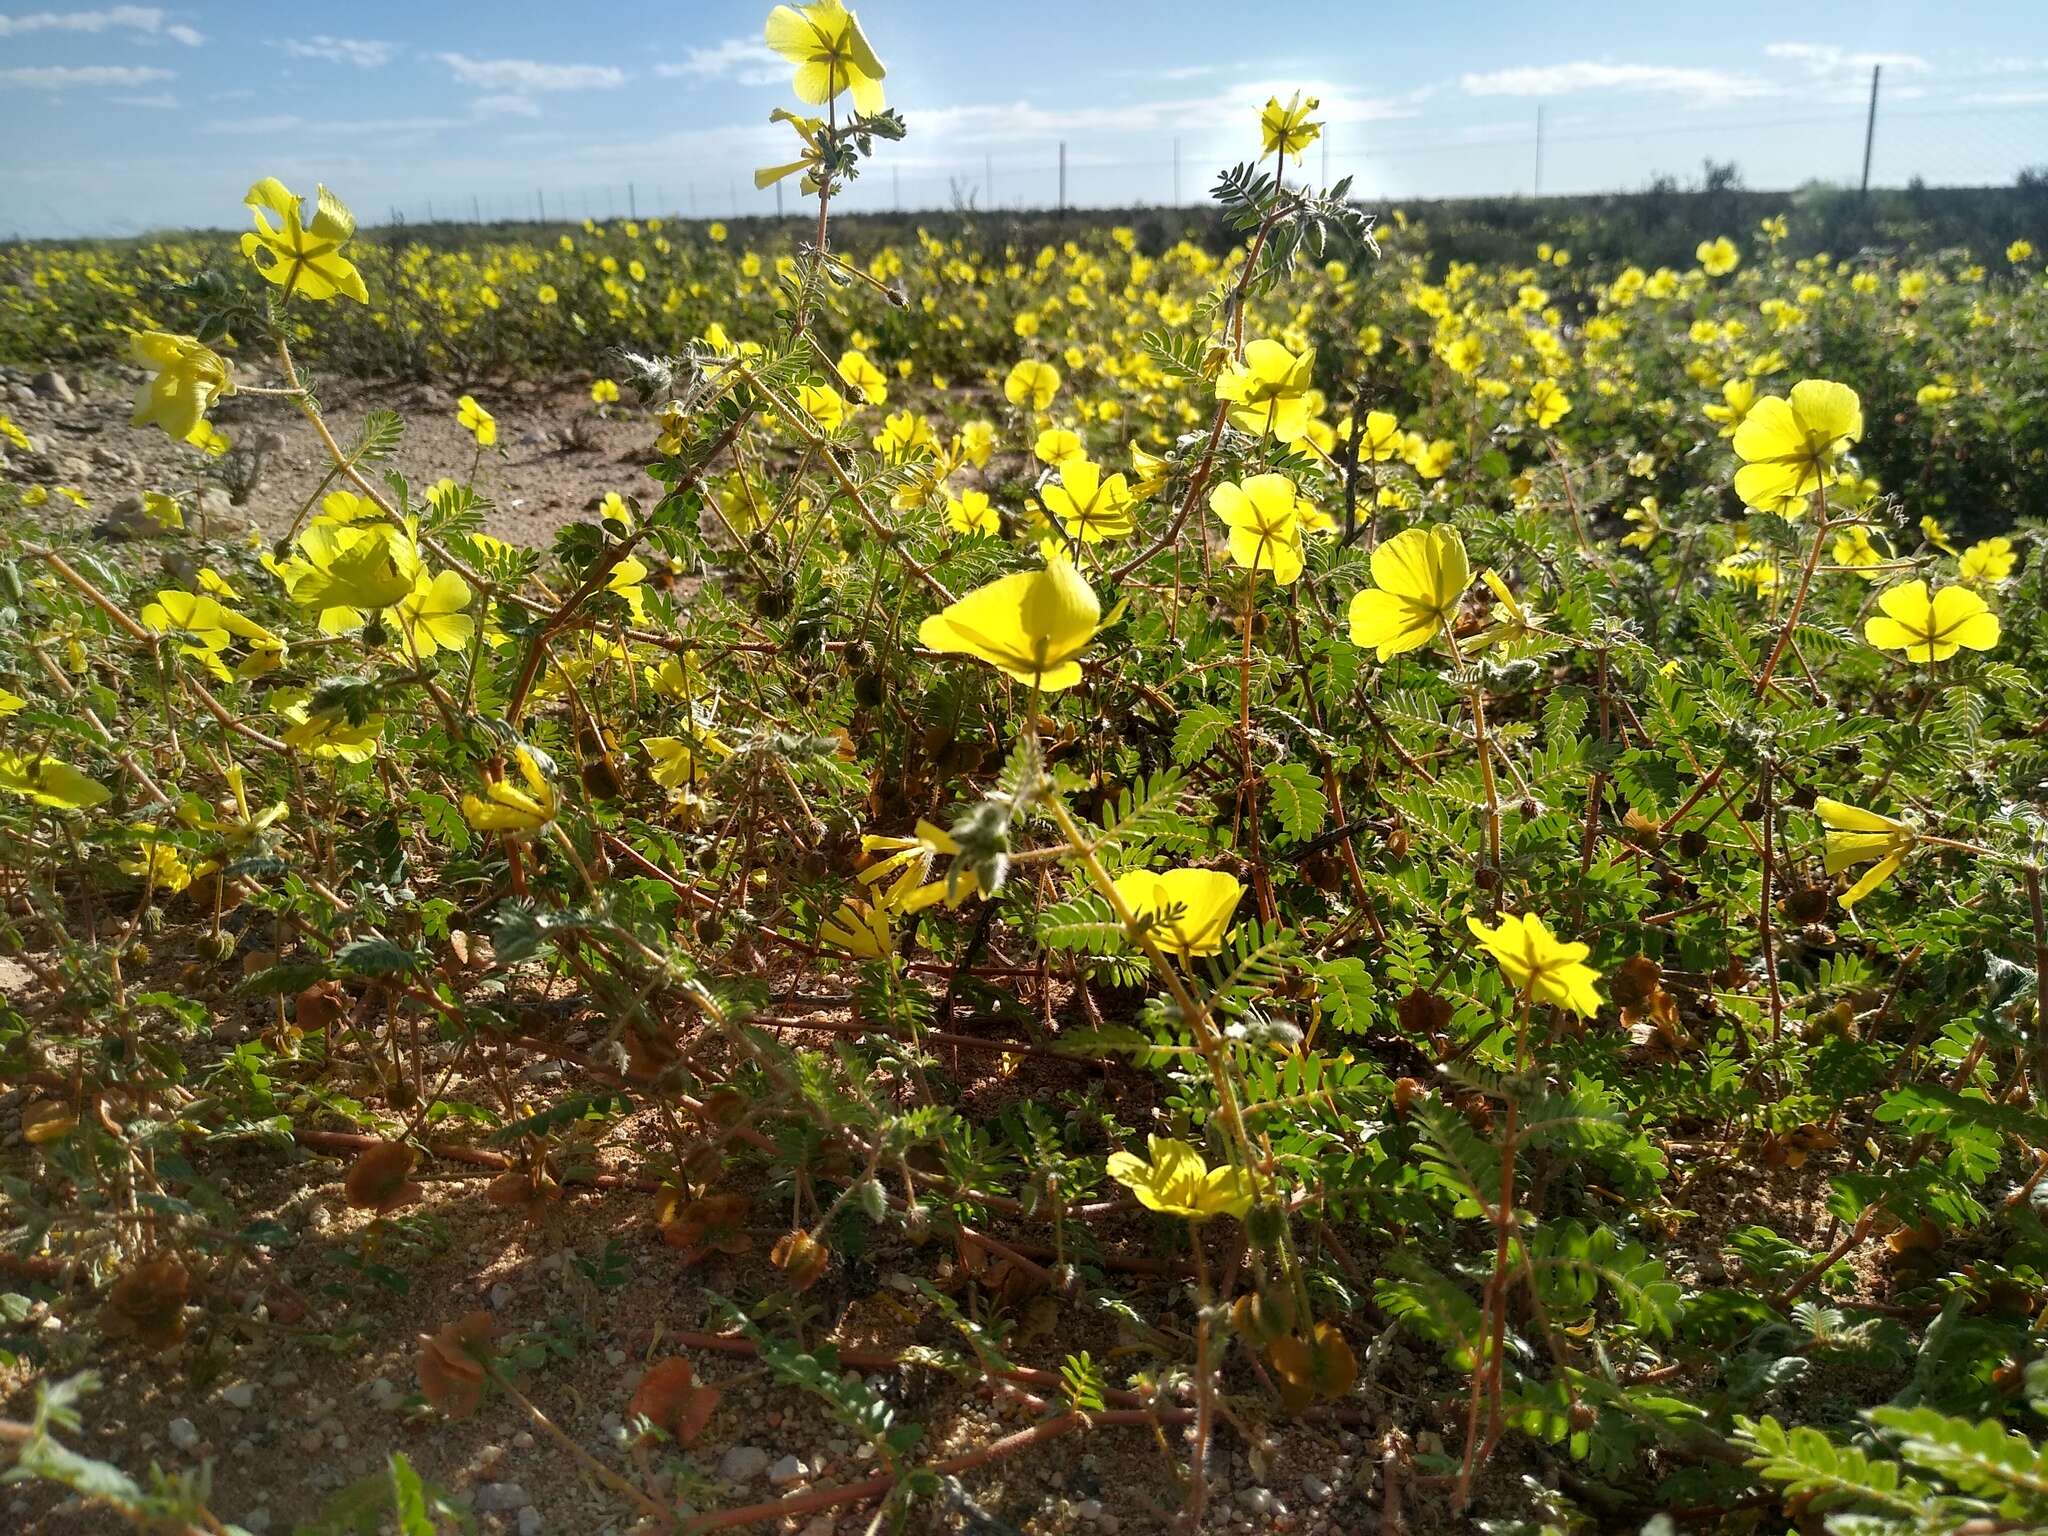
[2,361,655,548]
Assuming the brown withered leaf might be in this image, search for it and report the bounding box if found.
[629,1356,722,1447]
[486,1168,560,1222]
[21,1099,77,1145]
[1267,1321,1358,1414]
[1396,987,1454,1039]
[655,1189,753,1265]
[295,979,348,1034]
[417,1311,496,1419]
[106,1255,190,1350]
[344,1142,422,1215]
[1230,1287,1297,1347]
[1760,1125,1840,1170]
[769,1230,829,1291]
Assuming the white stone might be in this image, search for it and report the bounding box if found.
[474,1482,529,1514]
[222,1382,256,1410]
[167,1418,199,1451]
[767,1454,807,1487]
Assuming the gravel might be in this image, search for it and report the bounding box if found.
[717,1445,770,1483]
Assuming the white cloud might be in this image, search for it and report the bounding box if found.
[915,83,1429,149]
[277,36,393,68]
[0,63,174,89]
[114,91,177,107]
[1764,43,1930,79]
[0,6,200,45]
[1461,61,1773,104]
[654,37,784,86]
[436,53,624,92]
[471,94,541,119]
[1961,87,2048,106]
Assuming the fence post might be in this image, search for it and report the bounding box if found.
[1860,64,1881,194]
[1058,141,1067,218]
[629,182,637,219]
[986,153,994,209]
[1174,137,1181,206]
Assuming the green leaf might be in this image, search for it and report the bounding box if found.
[1263,760,1327,840]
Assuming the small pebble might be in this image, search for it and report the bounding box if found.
[167,1418,199,1452]
[489,1283,514,1309]
[474,1482,529,1514]
[512,1431,536,1451]
[518,1508,543,1536]
[767,1453,807,1487]
[718,1445,769,1483]
[1300,1474,1332,1504]
[245,1509,271,1534]
[1237,1487,1282,1516]
[223,1382,256,1410]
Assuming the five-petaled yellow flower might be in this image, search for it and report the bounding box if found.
[819,896,892,959]
[1863,580,2000,663]
[1525,379,1572,430]
[1958,537,2015,585]
[1696,237,1740,277]
[1110,867,1245,960]
[130,331,234,448]
[764,0,887,115]
[1215,339,1315,444]
[917,560,1107,692]
[1004,358,1061,411]
[1731,379,1861,515]
[1467,911,1603,1016]
[462,745,561,835]
[1211,473,1309,585]
[1042,459,1135,544]
[1814,797,1918,909]
[1347,525,1471,660]
[457,395,498,447]
[1259,92,1322,162]
[239,178,368,304]
[859,820,978,913]
[1107,1136,1254,1222]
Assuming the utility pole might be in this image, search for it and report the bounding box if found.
[893,165,900,210]
[1321,127,1328,187]
[1058,141,1067,218]
[1534,105,1545,197]
[536,188,544,221]
[1860,64,1882,194]
[985,152,994,209]
[472,194,480,223]
[775,181,784,218]
[629,181,637,218]
[1173,137,1181,206]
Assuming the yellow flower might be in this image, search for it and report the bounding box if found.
[121,839,193,895]
[537,284,559,305]
[1004,359,1061,411]
[1958,536,2015,585]
[1815,797,1917,909]
[1696,236,1740,277]
[764,0,886,115]
[239,178,368,303]
[1259,92,1322,161]
[1347,525,1470,660]
[798,382,851,433]
[1107,1136,1254,1221]
[1042,459,1135,544]
[462,745,560,835]
[1731,379,1861,514]
[397,570,476,657]
[1863,580,1999,663]
[917,560,1106,692]
[141,491,183,531]
[1466,911,1602,1016]
[1033,426,1084,466]
[945,489,1000,536]
[2009,239,2035,264]
[1211,473,1308,585]
[294,521,423,615]
[590,378,620,405]
[837,349,888,405]
[1215,339,1315,444]
[1405,436,1456,480]
[642,725,731,793]
[1831,524,1888,580]
[0,414,31,452]
[129,331,234,447]
[457,395,497,447]
[279,698,381,761]
[1703,377,1756,438]
[1525,378,1572,430]
[1919,515,1958,556]
[1345,409,1405,463]
[819,896,892,959]
[0,750,111,810]
[859,819,977,913]
[1110,867,1244,959]
[755,107,832,193]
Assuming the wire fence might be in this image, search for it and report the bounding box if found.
[371,96,2048,231]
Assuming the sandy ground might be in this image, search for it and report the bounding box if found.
[2,360,654,548]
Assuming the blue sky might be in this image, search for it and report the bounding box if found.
[3,2,2047,237]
